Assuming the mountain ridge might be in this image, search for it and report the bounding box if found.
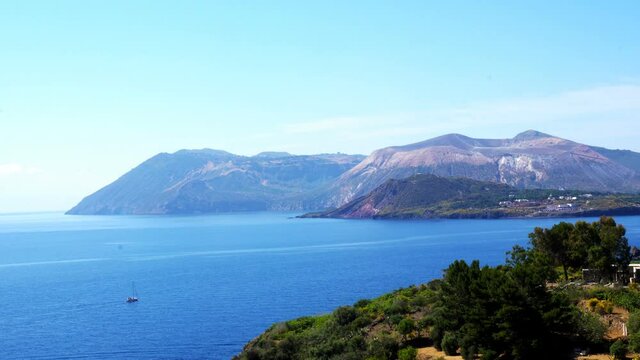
[314,130,640,209]
[67,150,365,215]
[67,130,640,215]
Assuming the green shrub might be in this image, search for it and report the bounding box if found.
[610,339,628,360]
[417,316,431,337]
[367,333,398,359]
[397,318,416,340]
[591,288,640,311]
[352,314,373,329]
[354,299,371,308]
[574,310,606,344]
[397,346,417,360]
[441,331,458,355]
[480,348,499,360]
[334,306,357,326]
[385,297,410,315]
[629,332,640,353]
[285,316,316,334]
[410,294,429,307]
[629,310,640,352]
[630,311,640,334]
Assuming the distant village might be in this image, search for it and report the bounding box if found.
[498,193,596,214]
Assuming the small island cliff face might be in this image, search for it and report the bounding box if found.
[67,130,640,215]
[301,174,640,220]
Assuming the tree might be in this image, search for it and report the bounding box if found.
[429,253,575,360]
[529,222,575,280]
[530,217,631,282]
[592,216,631,280]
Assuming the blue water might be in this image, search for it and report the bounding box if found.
[1,213,640,359]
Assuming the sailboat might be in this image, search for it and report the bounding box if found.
[126,282,139,303]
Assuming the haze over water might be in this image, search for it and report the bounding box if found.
[0,212,638,359]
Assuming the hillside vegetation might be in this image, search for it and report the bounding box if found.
[303,174,640,219]
[236,217,640,360]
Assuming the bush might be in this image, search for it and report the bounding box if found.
[629,310,640,333]
[285,316,316,334]
[480,348,499,360]
[352,314,373,329]
[397,346,417,360]
[397,318,416,340]
[629,310,640,352]
[354,299,371,308]
[367,333,398,359]
[575,310,607,344]
[629,332,640,354]
[610,339,628,360]
[597,300,614,314]
[334,306,357,326]
[587,297,614,314]
[385,297,410,315]
[441,331,458,355]
[389,314,404,326]
[459,333,478,360]
[605,288,640,311]
[417,316,431,337]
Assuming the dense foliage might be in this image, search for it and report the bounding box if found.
[235,217,638,360]
[310,174,640,220]
[529,216,630,281]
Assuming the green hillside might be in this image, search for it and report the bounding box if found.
[303,174,640,219]
[235,217,640,360]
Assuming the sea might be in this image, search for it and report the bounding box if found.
[1,212,639,359]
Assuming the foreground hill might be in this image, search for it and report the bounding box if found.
[235,218,639,360]
[67,150,364,215]
[316,130,640,208]
[303,174,640,219]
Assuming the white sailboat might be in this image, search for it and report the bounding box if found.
[126,282,139,303]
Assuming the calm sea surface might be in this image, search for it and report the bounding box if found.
[1,212,640,359]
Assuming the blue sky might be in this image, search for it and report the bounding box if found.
[1,1,639,212]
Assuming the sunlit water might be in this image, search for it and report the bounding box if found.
[1,212,639,359]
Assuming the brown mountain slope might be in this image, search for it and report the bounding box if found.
[315,130,640,208]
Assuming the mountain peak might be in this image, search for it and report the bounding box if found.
[396,133,475,151]
[513,130,553,141]
[174,148,236,157]
[254,151,293,158]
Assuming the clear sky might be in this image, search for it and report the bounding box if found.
[1,1,639,212]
